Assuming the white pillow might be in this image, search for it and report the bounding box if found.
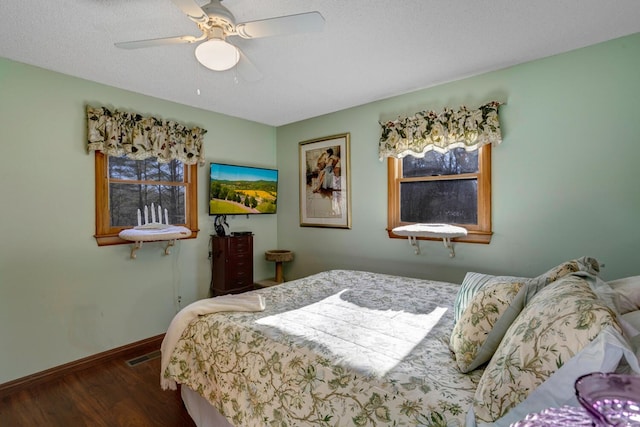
[622,310,640,334]
[609,275,640,314]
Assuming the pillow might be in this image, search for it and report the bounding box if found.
[469,325,639,427]
[622,310,640,334]
[520,256,601,305]
[450,279,527,372]
[472,273,621,423]
[609,275,640,314]
[589,275,621,315]
[450,258,598,373]
[453,272,528,323]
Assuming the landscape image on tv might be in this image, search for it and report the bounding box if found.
[209,163,278,215]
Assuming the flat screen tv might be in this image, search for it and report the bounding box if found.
[209,163,278,215]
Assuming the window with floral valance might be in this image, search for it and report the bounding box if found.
[383,101,504,246]
[378,101,502,160]
[86,106,206,246]
[86,106,207,165]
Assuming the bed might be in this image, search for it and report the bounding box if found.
[163,262,640,427]
[164,269,483,426]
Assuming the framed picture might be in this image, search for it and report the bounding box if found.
[299,133,351,228]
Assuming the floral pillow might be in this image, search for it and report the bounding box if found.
[520,256,601,304]
[453,272,528,324]
[449,258,598,373]
[472,273,621,423]
[450,279,526,373]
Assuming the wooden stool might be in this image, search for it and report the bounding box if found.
[264,250,294,284]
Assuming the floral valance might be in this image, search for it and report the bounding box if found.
[378,101,503,160]
[86,106,207,166]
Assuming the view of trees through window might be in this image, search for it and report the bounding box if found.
[400,148,479,225]
[108,156,186,227]
[388,145,491,243]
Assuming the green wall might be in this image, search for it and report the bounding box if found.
[2,32,639,384]
[0,58,277,383]
[276,33,640,283]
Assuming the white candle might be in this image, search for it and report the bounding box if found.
[137,209,142,226]
[151,203,156,223]
[158,205,162,224]
[144,206,149,224]
[164,209,169,225]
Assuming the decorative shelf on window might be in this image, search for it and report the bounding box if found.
[118,225,192,259]
[392,223,467,257]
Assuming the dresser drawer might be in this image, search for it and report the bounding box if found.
[231,239,252,254]
[228,257,251,269]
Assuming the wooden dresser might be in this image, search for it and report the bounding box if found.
[210,234,254,296]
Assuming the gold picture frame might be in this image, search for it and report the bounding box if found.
[299,133,351,228]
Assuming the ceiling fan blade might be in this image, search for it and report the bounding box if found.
[115,35,204,49]
[170,0,209,25]
[235,11,324,39]
[236,48,262,82]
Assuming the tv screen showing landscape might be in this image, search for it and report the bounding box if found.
[209,163,278,215]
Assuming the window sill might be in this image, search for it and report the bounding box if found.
[94,229,199,247]
[386,228,492,244]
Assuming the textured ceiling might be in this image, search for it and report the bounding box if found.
[1,1,639,126]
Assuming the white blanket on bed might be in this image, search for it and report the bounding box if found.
[160,293,266,390]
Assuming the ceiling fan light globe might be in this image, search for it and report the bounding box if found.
[195,39,239,71]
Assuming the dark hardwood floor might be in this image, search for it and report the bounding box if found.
[0,350,196,426]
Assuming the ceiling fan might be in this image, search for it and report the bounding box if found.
[115,0,324,80]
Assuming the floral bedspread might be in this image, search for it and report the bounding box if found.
[165,270,482,426]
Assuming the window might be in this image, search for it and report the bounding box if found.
[94,152,198,246]
[387,144,491,244]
